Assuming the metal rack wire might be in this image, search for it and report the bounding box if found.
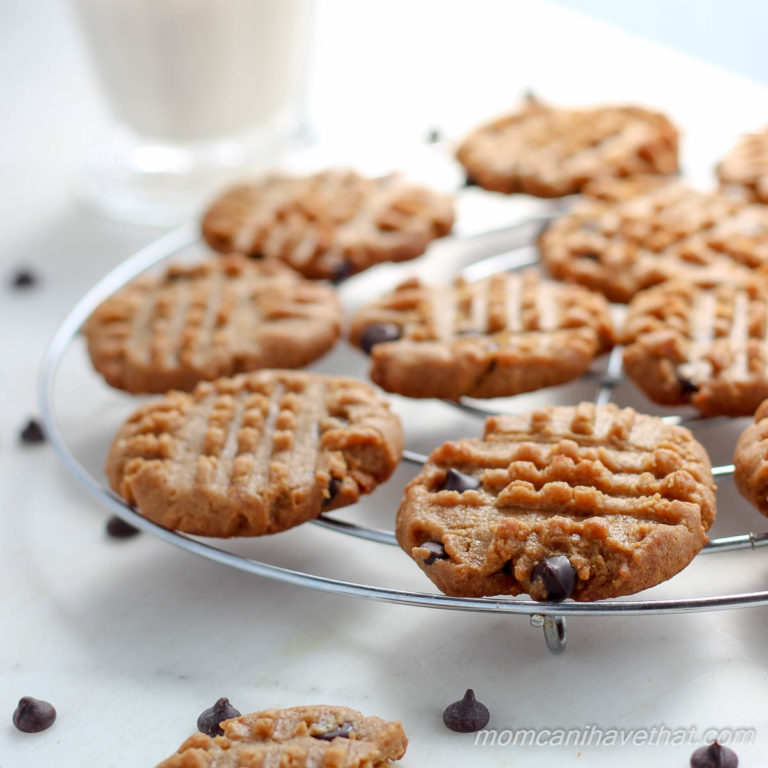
[39,222,768,656]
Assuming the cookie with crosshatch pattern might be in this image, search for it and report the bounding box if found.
[155,705,407,768]
[718,127,768,204]
[348,269,614,399]
[539,179,768,303]
[201,168,455,280]
[106,370,403,537]
[733,399,768,517]
[84,255,342,394]
[455,96,678,197]
[622,278,768,416]
[396,403,716,601]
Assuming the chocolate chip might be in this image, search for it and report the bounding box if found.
[314,721,354,741]
[12,697,56,733]
[12,269,38,289]
[677,373,700,395]
[530,555,577,603]
[324,476,341,506]
[422,541,449,565]
[330,261,354,285]
[197,698,241,738]
[426,127,442,144]
[579,251,601,262]
[442,689,490,733]
[359,323,401,354]
[19,419,45,444]
[463,174,478,189]
[441,468,481,493]
[106,515,140,539]
[690,741,739,768]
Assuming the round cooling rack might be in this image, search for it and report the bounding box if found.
[39,222,768,655]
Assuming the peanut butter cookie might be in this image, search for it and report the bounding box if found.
[202,169,454,280]
[397,403,716,601]
[540,180,768,302]
[456,97,678,197]
[156,706,407,768]
[106,371,403,537]
[85,255,342,394]
[349,270,614,399]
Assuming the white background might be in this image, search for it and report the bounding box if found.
[3,1,768,766]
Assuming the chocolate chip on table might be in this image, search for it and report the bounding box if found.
[442,690,490,733]
[359,323,401,355]
[530,555,577,603]
[106,515,140,539]
[690,741,739,768]
[19,419,45,444]
[441,468,481,493]
[462,174,478,189]
[426,127,442,144]
[197,698,241,738]
[422,541,449,566]
[12,697,56,733]
[314,721,354,741]
[11,269,38,289]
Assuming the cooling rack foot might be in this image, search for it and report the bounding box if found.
[531,614,567,654]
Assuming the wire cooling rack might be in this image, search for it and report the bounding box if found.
[39,222,768,655]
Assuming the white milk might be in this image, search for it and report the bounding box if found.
[73,0,309,143]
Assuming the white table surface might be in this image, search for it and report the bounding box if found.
[3,1,768,766]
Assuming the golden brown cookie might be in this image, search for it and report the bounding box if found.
[540,179,768,302]
[718,127,768,203]
[106,370,403,537]
[456,97,678,197]
[85,255,342,394]
[396,403,716,601]
[155,706,407,768]
[348,270,614,400]
[201,169,455,280]
[734,399,768,516]
[622,278,768,417]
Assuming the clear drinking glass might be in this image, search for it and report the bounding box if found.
[72,0,313,223]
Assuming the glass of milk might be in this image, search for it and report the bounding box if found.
[72,0,312,223]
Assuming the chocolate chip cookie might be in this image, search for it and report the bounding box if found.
[734,399,768,516]
[456,97,678,197]
[623,278,768,416]
[85,255,342,394]
[718,127,768,203]
[348,270,614,399]
[396,403,716,601]
[155,706,407,768]
[539,180,768,302]
[106,370,403,537]
[202,169,455,280]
